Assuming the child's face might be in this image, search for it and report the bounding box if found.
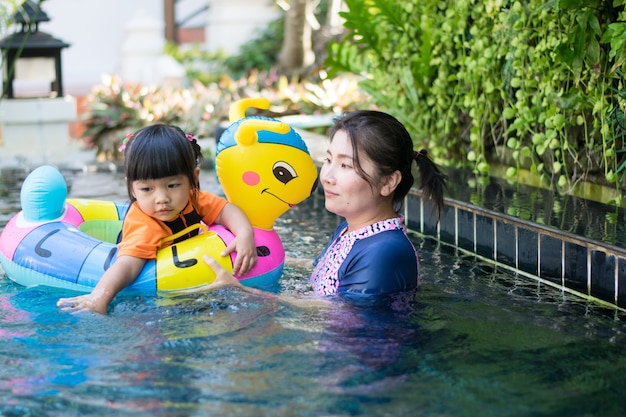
[131,174,192,222]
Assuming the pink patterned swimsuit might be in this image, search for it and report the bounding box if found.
[310,216,419,299]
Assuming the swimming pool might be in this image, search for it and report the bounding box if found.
[1,168,626,416]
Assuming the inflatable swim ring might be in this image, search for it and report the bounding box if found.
[0,98,319,294]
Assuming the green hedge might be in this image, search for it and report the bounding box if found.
[325,0,626,204]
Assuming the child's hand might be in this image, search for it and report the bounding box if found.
[56,256,145,315]
[57,291,108,315]
[221,232,257,276]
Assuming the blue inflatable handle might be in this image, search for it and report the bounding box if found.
[20,165,68,222]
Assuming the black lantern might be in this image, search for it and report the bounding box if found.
[0,0,70,98]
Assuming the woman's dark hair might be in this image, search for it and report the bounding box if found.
[123,123,203,202]
[329,110,447,217]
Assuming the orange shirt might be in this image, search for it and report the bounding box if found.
[117,191,228,260]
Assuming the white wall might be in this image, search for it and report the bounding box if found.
[42,0,162,96]
[205,0,279,55]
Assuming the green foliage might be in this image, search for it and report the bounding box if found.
[165,12,284,84]
[325,0,626,202]
[166,16,284,83]
[164,42,228,85]
[222,17,285,79]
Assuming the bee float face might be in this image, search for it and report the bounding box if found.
[216,117,319,230]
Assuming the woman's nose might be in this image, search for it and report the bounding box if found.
[320,166,334,184]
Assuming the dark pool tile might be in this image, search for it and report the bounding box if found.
[439,205,456,245]
[539,234,562,285]
[457,208,474,252]
[422,198,439,236]
[590,250,616,304]
[496,220,515,267]
[564,242,588,294]
[475,214,494,260]
[406,193,421,232]
[618,257,626,309]
[518,228,538,277]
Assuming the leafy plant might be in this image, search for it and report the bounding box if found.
[324,0,626,203]
[81,75,222,161]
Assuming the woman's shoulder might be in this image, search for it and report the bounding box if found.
[338,229,418,303]
[355,227,414,253]
[344,229,417,275]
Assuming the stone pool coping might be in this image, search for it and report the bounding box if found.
[299,130,626,311]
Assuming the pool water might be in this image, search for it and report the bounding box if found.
[1,168,626,417]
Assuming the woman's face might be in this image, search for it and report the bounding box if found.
[320,130,391,229]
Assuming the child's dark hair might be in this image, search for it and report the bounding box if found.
[122,123,203,202]
[329,110,447,218]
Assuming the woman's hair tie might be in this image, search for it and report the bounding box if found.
[414,148,428,159]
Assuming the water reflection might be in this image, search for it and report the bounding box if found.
[448,168,626,247]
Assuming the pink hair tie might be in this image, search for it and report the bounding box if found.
[118,133,133,152]
[185,133,195,142]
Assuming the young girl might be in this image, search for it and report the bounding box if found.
[57,124,257,314]
[203,110,447,305]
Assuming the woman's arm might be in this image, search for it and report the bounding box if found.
[199,255,330,309]
[184,255,275,299]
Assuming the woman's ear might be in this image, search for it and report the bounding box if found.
[381,170,402,197]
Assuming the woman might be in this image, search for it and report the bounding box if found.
[204,110,446,305]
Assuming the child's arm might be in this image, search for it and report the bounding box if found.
[57,256,146,314]
[215,202,257,276]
